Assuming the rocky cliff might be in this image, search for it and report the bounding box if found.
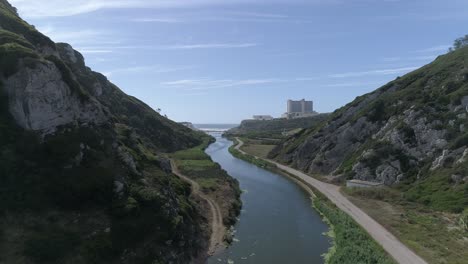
[270,47,468,212]
[0,0,224,263]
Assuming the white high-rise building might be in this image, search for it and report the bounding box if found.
[283,99,317,119]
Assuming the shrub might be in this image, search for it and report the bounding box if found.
[23,228,80,262]
[0,29,34,49]
[367,100,388,122]
[0,43,38,77]
[451,133,468,150]
[460,208,468,231]
[450,35,468,51]
[313,196,395,264]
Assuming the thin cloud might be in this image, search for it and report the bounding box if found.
[9,0,324,18]
[103,65,194,77]
[325,81,384,88]
[382,55,437,62]
[329,66,418,78]
[162,43,258,50]
[295,77,321,81]
[80,49,114,54]
[161,78,283,90]
[415,44,451,53]
[131,18,183,23]
[76,43,258,52]
[130,11,292,24]
[37,26,105,45]
[226,11,289,19]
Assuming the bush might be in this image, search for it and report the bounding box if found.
[23,228,80,262]
[450,35,468,51]
[451,133,468,150]
[0,43,38,77]
[367,100,388,122]
[0,29,34,49]
[460,208,468,231]
[313,195,395,264]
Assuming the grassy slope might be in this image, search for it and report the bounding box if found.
[226,114,329,139]
[342,187,468,264]
[171,136,242,226]
[271,46,468,213]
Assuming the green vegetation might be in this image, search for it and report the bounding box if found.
[239,143,276,159]
[461,209,468,231]
[171,136,242,225]
[229,139,394,263]
[45,55,90,101]
[0,42,38,77]
[228,139,276,169]
[226,114,329,139]
[23,226,80,262]
[0,1,221,263]
[402,174,468,213]
[0,0,53,48]
[312,193,395,264]
[272,44,468,213]
[0,29,34,49]
[344,187,468,264]
[450,34,468,51]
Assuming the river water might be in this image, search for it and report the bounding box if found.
[206,133,330,264]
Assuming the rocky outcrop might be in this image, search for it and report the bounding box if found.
[271,47,468,191]
[4,59,106,134]
[0,1,215,263]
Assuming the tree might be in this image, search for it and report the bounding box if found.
[449,35,468,51]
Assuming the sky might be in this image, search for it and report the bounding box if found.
[9,0,468,124]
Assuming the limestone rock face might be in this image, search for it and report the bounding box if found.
[4,59,106,134]
[375,162,402,185]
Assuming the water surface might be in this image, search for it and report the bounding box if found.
[206,133,330,264]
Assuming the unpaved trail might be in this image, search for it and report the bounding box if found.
[170,160,226,256]
[234,138,427,264]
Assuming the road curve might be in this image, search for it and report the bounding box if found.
[170,160,226,256]
[234,138,427,264]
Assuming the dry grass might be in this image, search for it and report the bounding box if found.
[343,188,468,264]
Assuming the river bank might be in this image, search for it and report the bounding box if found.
[230,137,426,264]
[205,133,330,263]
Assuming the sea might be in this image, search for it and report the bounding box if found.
[194,124,238,132]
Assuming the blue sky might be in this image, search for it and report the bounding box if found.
[9,0,468,124]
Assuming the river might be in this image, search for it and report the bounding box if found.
[205,133,330,264]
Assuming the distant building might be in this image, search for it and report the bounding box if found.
[288,99,313,113]
[346,179,383,188]
[253,115,274,121]
[282,99,318,119]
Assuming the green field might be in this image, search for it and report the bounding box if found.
[171,136,242,226]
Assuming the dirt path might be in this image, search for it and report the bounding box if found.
[234,138,428,264]
[170,160,226,256]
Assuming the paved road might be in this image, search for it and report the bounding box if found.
[171,160,226,256]
[234,138,428,264]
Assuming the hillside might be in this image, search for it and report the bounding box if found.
[0,1,239,263]
[226,114,329,139]
[270,47,468,213]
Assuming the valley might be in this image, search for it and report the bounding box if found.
[1,0,467,263]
